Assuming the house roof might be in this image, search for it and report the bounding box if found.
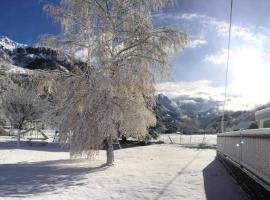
[255,107,270,121]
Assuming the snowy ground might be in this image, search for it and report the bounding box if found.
[0,136,248,200]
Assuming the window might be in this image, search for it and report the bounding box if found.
[263,120,270,128]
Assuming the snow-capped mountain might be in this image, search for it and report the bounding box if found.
[0,36,87,74]
[0,36,27,51]
[156,94,220,133]
[156,94,259,134]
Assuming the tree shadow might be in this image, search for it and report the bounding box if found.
[0,140,69,152]
[203,159,248,200]
[179,144,217,150]
[0,159,108,198]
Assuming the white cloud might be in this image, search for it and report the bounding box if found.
[201,46,270,110]
[189,38,207,48]
[154,13,267,43]
[155,80,224,100]
[203,49,229,64]
[215,22,265,43]
[155,80,270,111]
[180,13,203,21]
[181,13,265,42]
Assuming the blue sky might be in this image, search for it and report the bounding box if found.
[0,0,60,44]
[1,0,270,110]
[156,0,270,84]
[155,0,270,110]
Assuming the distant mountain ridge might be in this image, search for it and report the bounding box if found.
[0,36,86,74]
[156,94,220,134]
[0,36,27,50]
[156,94,266,134]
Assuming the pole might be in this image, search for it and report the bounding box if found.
[221,0,234,133]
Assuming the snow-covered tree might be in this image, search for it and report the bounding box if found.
[1,76,48,147]
[42,0,188,165]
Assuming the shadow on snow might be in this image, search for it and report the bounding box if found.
[203,159,248,200]
[178,143,217,150]
[0,140,69,152]
[0,159,108,198]
[153,145,247,200]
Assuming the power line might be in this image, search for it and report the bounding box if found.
[221,0,234,133]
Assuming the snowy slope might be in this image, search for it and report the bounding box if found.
[0,61,32,75]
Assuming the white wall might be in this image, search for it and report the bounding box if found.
[217,129,270,186]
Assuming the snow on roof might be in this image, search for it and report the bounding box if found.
[255,107,270,121]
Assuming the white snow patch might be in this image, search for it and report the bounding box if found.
[0,135,248,200]
[27,54,37,58]
[0,61,32,75]
[7,66,32,75]
[0,36,27,51]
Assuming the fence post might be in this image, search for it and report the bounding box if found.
[168,135,173,144]
[177,131,182,145]
[240,129,243,164]
[202,132,206,144]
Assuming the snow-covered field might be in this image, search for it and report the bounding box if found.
[0,136,247,200]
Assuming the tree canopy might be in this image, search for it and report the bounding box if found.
[41,0,188,163]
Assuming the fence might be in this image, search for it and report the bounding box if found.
[217,129,270,187]
[159,134,217,146]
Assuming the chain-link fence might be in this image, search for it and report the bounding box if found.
[159,133,217,147]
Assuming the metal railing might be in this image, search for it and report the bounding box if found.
[217,129,270,186]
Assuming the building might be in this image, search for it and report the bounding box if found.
[232,121,257,131]
[255,107,270,128]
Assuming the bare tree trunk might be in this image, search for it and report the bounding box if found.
[17,129,21,148]
[106,136,114,165]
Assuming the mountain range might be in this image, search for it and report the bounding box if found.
[155,93,268,134]
[0,36,86,74]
